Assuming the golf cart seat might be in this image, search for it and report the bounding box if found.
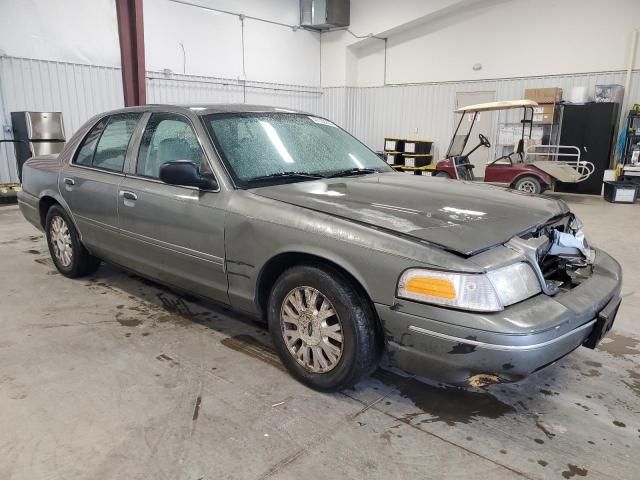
[494,139,525,164]
[495,137,539,165]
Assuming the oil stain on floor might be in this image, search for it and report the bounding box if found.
[373,370,516,426]
[597,332,640,358]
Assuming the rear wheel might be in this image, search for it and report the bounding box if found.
[45,205,101,278]
[513,176,542,194]
[268,265,380,392]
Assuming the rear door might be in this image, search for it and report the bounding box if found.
[59,113,141,261]
[117,111,228,304]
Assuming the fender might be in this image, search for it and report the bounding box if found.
[257,243,375,302]
[510,169,553,188]
[38,186,85,242]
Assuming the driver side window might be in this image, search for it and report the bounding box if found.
[136,113,204,179]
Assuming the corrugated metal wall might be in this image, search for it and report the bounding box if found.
[0,57,325,183]
[2,55,639,183]
[0,56,124,183]
[347,71,640,158]
[146,71,324,114]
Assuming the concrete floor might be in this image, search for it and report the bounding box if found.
[0,194,638,480]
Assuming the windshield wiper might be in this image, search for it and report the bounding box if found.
[327,168,378,178]
[247,171,324,183]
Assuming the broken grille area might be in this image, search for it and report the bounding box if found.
[535,215,594,292]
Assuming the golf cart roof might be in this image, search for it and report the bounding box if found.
[455,99,538,113]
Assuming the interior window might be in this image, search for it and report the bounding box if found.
[137,113,204,179]
[74,118,108,166]
[92,114,141,172]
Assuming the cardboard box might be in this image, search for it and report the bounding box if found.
[533,104,555,124]
[524,87,562,104]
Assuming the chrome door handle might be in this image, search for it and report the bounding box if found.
[63,177,75,186]
[119,190,137,201]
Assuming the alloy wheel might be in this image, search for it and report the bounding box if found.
[280,286,344,373]
[50,216,73,267]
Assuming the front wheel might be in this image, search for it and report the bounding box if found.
[268,265,381,392]
[513,176,542,194]
[45,205,101,278]
[435,171,451,178]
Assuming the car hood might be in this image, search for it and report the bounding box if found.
[251,173,568,256]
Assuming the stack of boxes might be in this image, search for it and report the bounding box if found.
[524,87,562,125]
[402,140,433,168]
[383,138,405,166]
[384,137,434,171]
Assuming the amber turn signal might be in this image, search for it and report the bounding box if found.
[405,277,456,300]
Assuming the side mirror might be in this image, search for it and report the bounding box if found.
[159,160,218,190]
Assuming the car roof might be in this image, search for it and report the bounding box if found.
[101,104,310,116]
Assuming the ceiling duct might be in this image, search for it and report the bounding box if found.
[300,0,350,30]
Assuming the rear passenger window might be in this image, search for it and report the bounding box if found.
[136,113,204,179]
[74,119,107,166]
[74,113,140,172]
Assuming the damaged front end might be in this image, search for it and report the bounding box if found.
[507,215,595,296]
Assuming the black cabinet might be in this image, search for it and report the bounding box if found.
[555,103,619,195]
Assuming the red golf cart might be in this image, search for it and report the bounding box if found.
[433,100,593,194]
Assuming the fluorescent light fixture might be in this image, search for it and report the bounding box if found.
[260,121,294,164]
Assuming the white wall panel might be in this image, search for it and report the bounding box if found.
[245,83,322,115]
[324,0,640,87]
[0,56,123,183]
[146,72,245,104]
[345,71,640,157]
[2,55,639,184]
[0,57,324,183]
[146,71,324,114]
[319,87,350,129]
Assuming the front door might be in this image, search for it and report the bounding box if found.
[455,91,496,178]
[60,113,141,261]
[117,112,228,304]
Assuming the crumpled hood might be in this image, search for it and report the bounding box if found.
[251,173,568,256]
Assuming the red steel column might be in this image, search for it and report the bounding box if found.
[115,0,146,106]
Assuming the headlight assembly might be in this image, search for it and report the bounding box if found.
[397,262,541,312]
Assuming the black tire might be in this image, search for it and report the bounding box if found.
[435,171,451,178]
[267,265,381,392]
[45,204,101,278]
[513,175,542,194]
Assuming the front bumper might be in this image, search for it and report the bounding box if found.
[377,249,622,385]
